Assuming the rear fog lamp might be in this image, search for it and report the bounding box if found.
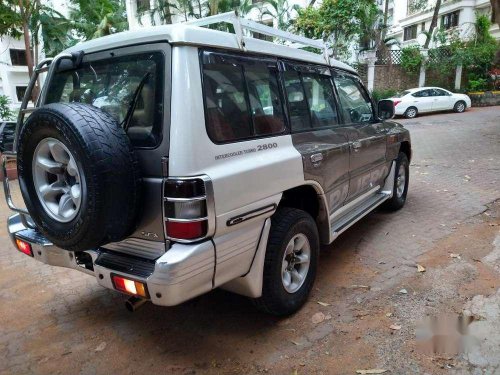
[15,239,33,257]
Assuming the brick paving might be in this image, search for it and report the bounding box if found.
[0,106,498,374]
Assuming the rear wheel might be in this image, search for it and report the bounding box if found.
[454,101,466,113]
[382,152,409,211]
[252,207,319,316]
[404,106,418,119]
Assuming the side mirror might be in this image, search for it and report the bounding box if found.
[378,99,395,120]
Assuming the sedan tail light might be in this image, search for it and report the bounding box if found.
[393,100,402,107]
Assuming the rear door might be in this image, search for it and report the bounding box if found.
[281,61,350,214]
[411,89,434,112]
[332,71,388,202]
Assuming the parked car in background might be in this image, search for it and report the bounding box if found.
[388,87,471,118]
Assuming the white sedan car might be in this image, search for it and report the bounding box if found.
[388,87,472,118]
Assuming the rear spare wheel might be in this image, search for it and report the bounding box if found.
[17,103,141,251]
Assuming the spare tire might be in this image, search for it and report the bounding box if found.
[17,103,141,251]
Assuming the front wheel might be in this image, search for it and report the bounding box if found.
[454,101,466,113]
[382,152,409,211]
[252,207,319,316]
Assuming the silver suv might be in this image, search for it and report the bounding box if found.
[2,12,411,315]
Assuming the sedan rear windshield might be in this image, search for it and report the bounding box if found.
[393,90,411,98]
[45,52,164,148]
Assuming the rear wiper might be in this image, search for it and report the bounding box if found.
[121,72,151,132]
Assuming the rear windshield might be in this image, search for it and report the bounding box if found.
[393,90,411,98]
[45,52,164,148]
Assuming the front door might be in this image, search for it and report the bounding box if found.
[431,88,454,110]
[411,89,434,112]
[281,61,350,214]
[332,71,388,202]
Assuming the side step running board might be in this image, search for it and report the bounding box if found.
[330,192,390,241]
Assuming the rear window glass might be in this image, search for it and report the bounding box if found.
[45,52,164,148]
[201,51,286,143]
[393,90,410,98]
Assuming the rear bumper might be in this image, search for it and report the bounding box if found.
[8,214,215,306]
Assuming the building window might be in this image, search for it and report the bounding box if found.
[421,21,426,31]
[16,86,28,102]
[441,10,460,29]
[136,0,150,12]
[403,24,418,41]
[10,49,27,66]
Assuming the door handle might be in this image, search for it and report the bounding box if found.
[310,153,323,164]
[351,141,362,152]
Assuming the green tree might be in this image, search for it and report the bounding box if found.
[259,0,299,31]
[70,0,128,39]
[294,0,379,59]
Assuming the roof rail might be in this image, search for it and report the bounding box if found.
[185,11,330,63]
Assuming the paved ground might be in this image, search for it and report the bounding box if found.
[0,107,499,375]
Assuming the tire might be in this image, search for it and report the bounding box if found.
[454,101,466,113]
[382,152,409,211]
[404,106,418,119]
[17,103,141,251]
[252,207,319,316]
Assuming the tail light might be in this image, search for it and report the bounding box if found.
[393,100,402,107]
[163,177,213,242]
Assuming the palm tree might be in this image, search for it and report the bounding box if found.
[259,0,298,31]
[70,0,128,39]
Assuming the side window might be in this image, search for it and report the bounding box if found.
[333,74,373,124]
[302,74,339,128]
[283,70,311,132]
[432,89,447,96]
[201,51,285,143]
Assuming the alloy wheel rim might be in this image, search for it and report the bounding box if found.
[396,164,406,198]
[281,233,311,293]
[32,138,82,223]
[407,109,416,117]
[457,103,464,112]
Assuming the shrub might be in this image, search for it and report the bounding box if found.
[371,89,398,102]
[467,78,488,92]
[0,95,15,121]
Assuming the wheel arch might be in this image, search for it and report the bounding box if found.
[279,183,330,244]
[399,140,412,162]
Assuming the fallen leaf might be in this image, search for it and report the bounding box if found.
[489,223,498,227]
[291,340,301,346]
[317,301,330,307]
[399,289,408,294]
[450,253,461,260]
[324,314,332,320]
[417,264,426,273]
[385,312,392,317]
[95,342,107,352]
[464,175,471,180]
[356,369,387,374]
[311,312,325,324]
[351,285,371,289]
[389,324,401,330]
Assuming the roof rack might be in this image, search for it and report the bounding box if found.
[185,11,330,63]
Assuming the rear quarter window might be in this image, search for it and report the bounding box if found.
[201,50,286,143]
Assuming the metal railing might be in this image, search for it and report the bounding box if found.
[184,11,330,63]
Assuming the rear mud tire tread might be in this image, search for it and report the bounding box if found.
[252,207,319,316]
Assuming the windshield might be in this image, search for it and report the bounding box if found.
[45,52,164,148]
[393,90,411,98]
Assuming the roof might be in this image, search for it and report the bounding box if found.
[61,24,357,74]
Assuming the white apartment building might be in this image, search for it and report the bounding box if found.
[383,0,499,48]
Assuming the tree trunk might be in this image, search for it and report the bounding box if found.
[424,0,442,49]
[492,0,500,25]
[308,0,316,6]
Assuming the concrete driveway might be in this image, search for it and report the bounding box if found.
[1,106,499,375]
